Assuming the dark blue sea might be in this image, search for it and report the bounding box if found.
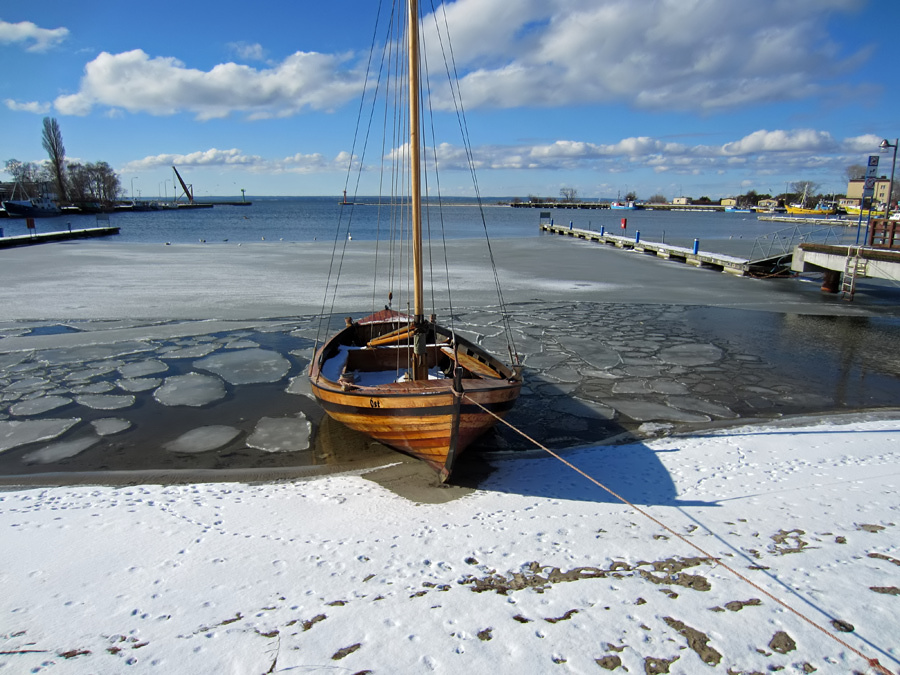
[0,196,860,257]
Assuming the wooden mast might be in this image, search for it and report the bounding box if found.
[408,0,428,380]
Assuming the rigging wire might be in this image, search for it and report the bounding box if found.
[315,0,388,348]
[428,0,520,365]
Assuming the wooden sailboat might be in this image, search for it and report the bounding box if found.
[309,0,523,482]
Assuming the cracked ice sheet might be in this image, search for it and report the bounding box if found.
[0,417,898,674]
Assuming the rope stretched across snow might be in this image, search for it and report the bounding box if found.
[463,393,896,675]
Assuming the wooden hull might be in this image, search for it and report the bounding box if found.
[310,311,522,480]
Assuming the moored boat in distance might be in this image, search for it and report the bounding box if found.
[785,203,836,216]
[610,200,640,210]
[2,195,62,218]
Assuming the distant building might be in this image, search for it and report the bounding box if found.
[720,197,737,207]
[672,197,692,205]
[758,198,780,211]
[846,177,892,206]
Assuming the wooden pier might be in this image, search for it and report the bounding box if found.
[791,219,900,298]
[0,226,119,249]
[540,223,752,275]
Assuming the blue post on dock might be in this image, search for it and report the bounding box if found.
[693,238,700,254]
[600,225,605,236]
[635,231,641,244]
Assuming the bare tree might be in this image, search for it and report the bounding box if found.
[41,117,68,202]
[789,180,820,201]
[559,187,578,202]
[845,164,866,182]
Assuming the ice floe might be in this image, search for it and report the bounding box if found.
[9,395,71,416]
[116,377,162,393]
[118,359,168,378]
[22,435,100,464]
[602,399,711,423]
[5,377,50,392]
[36,341,154,365]
[285,374,311,396]
[75,394,136,410]
[91,418,131,436]
[154,373,226,407]
[164,425,241,453]
[658,343,724,366]
[159,344,219,359]
[246,415,310,452]
[0,418,80,453]
[72,382,115,394]
[195,348,291,385]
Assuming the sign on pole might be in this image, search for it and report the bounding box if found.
[863,155,880,198]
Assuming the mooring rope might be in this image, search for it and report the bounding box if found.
[463,394,895,675]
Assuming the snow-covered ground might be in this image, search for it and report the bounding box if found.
[1,414,898,674]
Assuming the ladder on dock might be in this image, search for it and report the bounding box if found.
[840,252,867,301]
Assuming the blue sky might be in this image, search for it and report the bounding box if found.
[1,0,898,200]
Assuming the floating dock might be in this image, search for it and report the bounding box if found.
[540,223,754,275]
[0,226,119,249]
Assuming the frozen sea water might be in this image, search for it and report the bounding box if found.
[154,373,226,407]
[246,416,311,452]
[195,348,291,385]
[164,425,241,453]
[0,418,80,453]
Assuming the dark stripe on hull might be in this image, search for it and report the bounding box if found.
[315,398,517,417]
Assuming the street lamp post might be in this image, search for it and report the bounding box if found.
[880,138,897,220]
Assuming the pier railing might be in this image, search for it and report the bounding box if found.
[748,224,854,264]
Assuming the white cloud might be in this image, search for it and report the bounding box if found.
[422,0,869,112]
[415,128,882,177]
[122,148,352,175]
[227,42,267,61]
[4,98,51,114]
[44,0,868,122]
[0,19,69,52]
[55,48,365,120]
[721,129,839,155]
